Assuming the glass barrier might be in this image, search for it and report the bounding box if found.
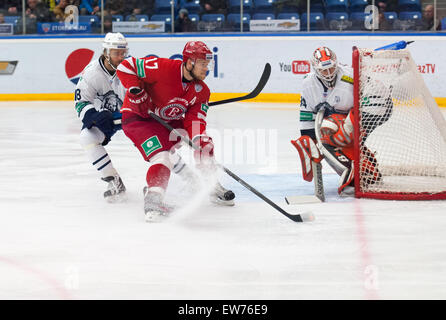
[0,0,443,35]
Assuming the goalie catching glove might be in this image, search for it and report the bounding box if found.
[320,111,354,148]
[291,135,323,182]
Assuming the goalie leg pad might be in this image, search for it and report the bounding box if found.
[338,164,355,195]
[321,144,352,176]
[291,135,323,182]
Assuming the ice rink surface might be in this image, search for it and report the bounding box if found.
[0,101,445,300]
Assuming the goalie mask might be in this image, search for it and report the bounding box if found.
[311,47,339,88]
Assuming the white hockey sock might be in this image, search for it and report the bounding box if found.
[80,128,117,178]
[91,148,117,178]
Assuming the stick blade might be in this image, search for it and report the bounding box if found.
[209,63,271,106]
[285,211,315,223]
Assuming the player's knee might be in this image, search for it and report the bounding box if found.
[149,151,176,171]
[79,127,105,149]
[169,151,187,174]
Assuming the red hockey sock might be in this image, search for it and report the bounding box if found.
[146,164,171,191]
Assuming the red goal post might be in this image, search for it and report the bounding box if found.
[352,47,446,200]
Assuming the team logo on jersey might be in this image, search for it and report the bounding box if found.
[335,96,340,103]
[98,91,123,112]
[201,103,209,114]
[65,48,95,85]
[141,136,163,157]
[158,103,187,120]
[195,84,203,92]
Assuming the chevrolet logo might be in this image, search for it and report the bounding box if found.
[278,22,298,28]
[142,24,162,29]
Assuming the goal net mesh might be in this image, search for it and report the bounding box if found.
[354,48,446,199]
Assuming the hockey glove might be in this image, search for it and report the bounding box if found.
[126,87,153,116]
[82,109,115,144]
[192,135,215,167]
[320,113,353,148]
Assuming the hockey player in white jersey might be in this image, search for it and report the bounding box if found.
[291,46,381,196]
[75,32,128,202]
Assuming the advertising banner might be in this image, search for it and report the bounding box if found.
[249,19,300,32]
[112,21,165,33]
[0,23,13,36]
[0,36,444,99]
[37,22,91,34]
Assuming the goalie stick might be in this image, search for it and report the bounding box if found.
[148,111,314,223]
[208,63,271,106]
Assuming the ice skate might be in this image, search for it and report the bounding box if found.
[102,175,126,202]
[143,187,174,222]
[210,182,235,206]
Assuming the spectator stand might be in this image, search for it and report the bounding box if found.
[198,13,225,31]
[151,13,174,31]
[227,13,251,31]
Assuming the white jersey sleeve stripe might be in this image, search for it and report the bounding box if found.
[126,57,135,69]
[117,63,137,76]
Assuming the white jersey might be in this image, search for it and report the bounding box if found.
[74,57,126,123]
[300,64,354,132]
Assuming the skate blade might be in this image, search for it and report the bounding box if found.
[210,196,235,206]
[105,192,127,203]
[144,210,171,223]
[339,186,355,198]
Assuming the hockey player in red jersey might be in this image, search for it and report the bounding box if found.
[117,41,235,221]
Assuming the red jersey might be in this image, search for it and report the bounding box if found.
[117,57,210,139]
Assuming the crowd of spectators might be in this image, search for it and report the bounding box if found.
[0,0,444,33]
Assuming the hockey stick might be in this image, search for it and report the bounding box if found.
[148,111,314,223]
[208,63,271,107]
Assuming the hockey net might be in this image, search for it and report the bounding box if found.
[353,48,446,200]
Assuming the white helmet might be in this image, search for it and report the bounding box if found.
[311,47,338,88]
[102,32,128,53]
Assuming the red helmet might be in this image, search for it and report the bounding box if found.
[182,41,213,63]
